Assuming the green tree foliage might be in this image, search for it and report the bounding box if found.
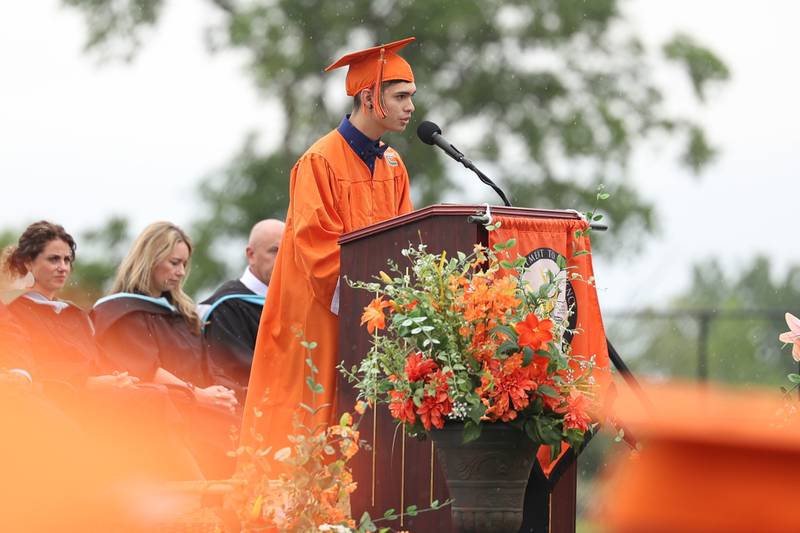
[663,33,731,102]
[61,0,729,294]
[64,216,132,306]
[62,0,163,59]
[606,257,800,387]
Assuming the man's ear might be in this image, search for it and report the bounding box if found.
[361,88,374,110]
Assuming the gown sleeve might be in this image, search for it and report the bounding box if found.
[290,153,346,308]
[96,312,161,382]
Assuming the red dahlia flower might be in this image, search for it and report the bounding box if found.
[559,390,592,432]
[416,370,452,430]
[388,390,416,425]
[405,352,438,382]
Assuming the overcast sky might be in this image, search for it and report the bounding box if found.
[1,1,798,309]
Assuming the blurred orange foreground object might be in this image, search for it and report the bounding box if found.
[596,382,800,533]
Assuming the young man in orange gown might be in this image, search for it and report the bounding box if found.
[241,38,417,455]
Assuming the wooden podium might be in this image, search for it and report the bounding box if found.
[338,205,584,533]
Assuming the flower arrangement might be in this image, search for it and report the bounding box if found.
[342,228,599,451]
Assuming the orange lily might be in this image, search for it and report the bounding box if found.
[360,297,390,334]
[515,313,553,351]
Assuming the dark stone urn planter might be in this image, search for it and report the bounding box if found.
[428,422,539,532]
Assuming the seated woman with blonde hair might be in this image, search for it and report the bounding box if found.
[92,221,237,476]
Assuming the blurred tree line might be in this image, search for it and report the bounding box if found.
[606,257,800,387]
[53,0,728,298]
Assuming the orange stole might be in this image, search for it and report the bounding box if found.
[489,215,610,475]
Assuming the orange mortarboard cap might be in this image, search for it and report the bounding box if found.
[324,37,415,119]
[595,382,800,533]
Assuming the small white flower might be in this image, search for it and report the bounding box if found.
[448,400,469,420]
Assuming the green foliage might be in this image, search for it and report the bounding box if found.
[64,216,132,306]
[663,33,730,102]
[60,0,729,293]
[0,228,17,254]
[185,138,293,293]
[682,125,718,175]
[61,0,164,59]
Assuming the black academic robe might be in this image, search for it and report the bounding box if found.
[201,279,264,394]
[1,300,112,530]
[6,294,202,481]
[92,294,212,387]
[6,296,103,385]
[92,294,237,478]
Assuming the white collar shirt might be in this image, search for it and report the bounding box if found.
[240,267,268,297]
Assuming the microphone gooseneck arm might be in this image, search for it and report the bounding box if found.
[461,155,512,208]
[431,132,512,207]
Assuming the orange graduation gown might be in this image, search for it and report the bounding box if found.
[241,128,413,454]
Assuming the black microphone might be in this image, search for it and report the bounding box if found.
[417,120,512,207]
[417,121,471,165]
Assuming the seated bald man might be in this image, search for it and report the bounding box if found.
[201,219,284,398]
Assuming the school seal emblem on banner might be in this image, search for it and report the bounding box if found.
[522,247,578,345]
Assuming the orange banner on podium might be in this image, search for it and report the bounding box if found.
[490,215,610,475]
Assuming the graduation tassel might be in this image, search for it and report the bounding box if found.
[373,47,388,120]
